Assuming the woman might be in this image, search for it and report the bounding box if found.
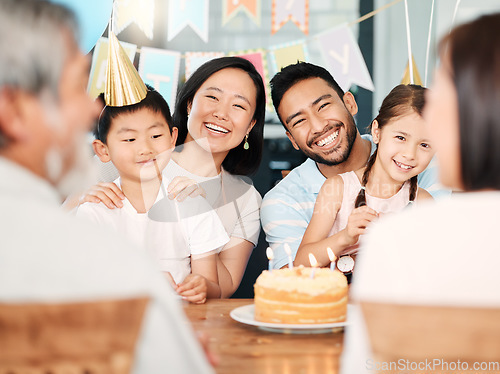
[80,57,266,298]
[348,13,500,368]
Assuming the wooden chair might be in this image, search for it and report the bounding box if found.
[0,297,149,374]
[361,302,500,374]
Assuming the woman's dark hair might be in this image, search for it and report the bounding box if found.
[270,61,344,128]
[173,56,266,175]
[439,13,500,191]
[355,84,427,208]
[94,84,174,144]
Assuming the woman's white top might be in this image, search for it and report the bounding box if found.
[163,160,262,247]
[352,191,500,307]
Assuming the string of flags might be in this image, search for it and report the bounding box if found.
[89,0,427,111]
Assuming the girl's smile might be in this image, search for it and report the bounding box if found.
[393,159,415,171]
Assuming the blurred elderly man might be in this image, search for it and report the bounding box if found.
[0,1,213,373]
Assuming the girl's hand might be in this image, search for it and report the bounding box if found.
[343,206,379,246]
[176,274,208,304]
[167,176,206,202]
[79,182,125,209]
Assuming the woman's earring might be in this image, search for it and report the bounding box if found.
[243,134,249,150]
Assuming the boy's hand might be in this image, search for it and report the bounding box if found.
[163,272,177,289]
[167,176,206,202]
[79,182,125,209]
[342,206,379,246]
[176,274,208,304]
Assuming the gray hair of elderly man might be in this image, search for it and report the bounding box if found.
[0,0,78,146]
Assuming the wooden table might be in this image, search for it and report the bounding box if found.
[183,299,344,374]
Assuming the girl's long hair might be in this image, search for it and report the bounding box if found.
[354,84,426,208]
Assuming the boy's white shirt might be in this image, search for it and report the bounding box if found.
[76,160,229,284]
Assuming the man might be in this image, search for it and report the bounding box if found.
[0,1,213,373]
[261,62,446,269]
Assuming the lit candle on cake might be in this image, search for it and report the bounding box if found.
[327,247,337,271]
[284,243,293,269]
[308,253,318,279]
[266,247,274,272]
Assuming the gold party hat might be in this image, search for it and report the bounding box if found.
[401,55,423,86]
[105,31,147,107]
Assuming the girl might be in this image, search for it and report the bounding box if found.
[294,84,435,271]
[352,14,500,364]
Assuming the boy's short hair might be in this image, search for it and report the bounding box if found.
[94,85,174,144]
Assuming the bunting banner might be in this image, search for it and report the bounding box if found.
[271,0,309,35]
[168,0,209,43]
[222,0,261,26]
[139,47,181,108]
[229,49,273,111]
[113,0,155,40]
[317,24,375,92]
[269,40,308,74]
[88,37,138,99]
[185,52,225,79]
[401,55,423,85]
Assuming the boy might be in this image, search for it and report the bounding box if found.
[76,87,229,303]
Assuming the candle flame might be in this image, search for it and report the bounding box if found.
[266,247,274,260]
[327,247,336,262]
[308,253,317,267]
[284,243,291,256]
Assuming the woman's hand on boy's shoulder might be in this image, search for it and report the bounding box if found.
[79,182,125,209]
[167,176,206,202]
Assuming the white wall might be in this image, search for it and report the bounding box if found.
[373,0,500,118]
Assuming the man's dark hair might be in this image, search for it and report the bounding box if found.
[95,85,174,144]
[173,56,266,175]
[270,62,345,128]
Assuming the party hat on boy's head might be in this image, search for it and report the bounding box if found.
[105,31,147,107]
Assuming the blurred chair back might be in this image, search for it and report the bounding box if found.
[0,297,149,374]
[361,302,500,374]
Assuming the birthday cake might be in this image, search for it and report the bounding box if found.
[254,267,348,324]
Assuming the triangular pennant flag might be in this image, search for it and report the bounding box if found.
[105,31,147,107]
[317,25,374,92]
[185,52,225,79]
[222,0,261,26]
[269,41,308,74]
[113,0,155,40]
[271,0,309,35]
[168,0,209,43]
[139,47,181,108]
[401,55,423,86]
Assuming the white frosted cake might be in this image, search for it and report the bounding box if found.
[254,267,348,324]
